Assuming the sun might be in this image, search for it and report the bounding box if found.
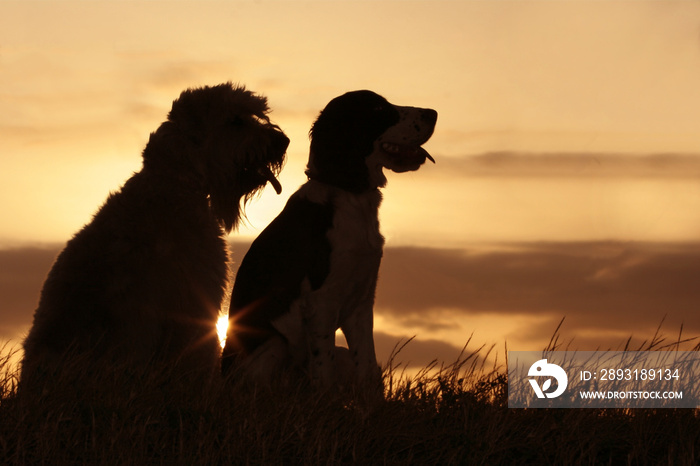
[216,314,229,348]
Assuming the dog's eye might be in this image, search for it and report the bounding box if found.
[228,115,269,127]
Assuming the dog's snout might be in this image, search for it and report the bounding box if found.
[422,109,438,126]
[273,130,290,153]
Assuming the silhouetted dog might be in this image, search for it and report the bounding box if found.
[21,83,288,395]
[223,90,436,389]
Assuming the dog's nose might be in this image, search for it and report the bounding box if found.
[274,130,290,153]
[422,109,438,126]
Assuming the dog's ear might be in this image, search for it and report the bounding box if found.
[307,115,376,192]
[306,91,398,192]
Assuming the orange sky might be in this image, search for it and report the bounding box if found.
[2,1,700,367]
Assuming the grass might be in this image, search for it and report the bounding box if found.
[1,326,699,465]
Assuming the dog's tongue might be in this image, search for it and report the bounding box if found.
[260,166,282,194]
[381,143,435,166]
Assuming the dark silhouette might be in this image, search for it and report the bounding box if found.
[21,83,288,396]
[223,90,437,390]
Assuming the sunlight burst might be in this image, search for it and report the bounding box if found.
[216,315,229,348]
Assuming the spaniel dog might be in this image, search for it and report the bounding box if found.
[223,90,436,390]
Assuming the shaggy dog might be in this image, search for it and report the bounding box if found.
[21,83,288,395]
[222,90,437,389]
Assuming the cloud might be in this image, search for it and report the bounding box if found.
[0,246,58,337]
[3,241,698,356]
[376,242,700,342]
[426,153,700,179]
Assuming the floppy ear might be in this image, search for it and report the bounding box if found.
[306,115,375,192]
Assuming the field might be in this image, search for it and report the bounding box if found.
[1,329,699,465]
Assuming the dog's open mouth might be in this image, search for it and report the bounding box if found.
[381,142,435,172]
[259,166,283,194]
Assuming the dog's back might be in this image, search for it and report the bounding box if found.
[22,172,228,373]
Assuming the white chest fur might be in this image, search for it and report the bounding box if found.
[271,182,384,350]
[327,188,384,254]
[304,182,384,316]
[324,187,384,321]
[297,180,384,256]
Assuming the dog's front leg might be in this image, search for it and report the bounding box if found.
[341,299,382,388]
[305,301,337,387]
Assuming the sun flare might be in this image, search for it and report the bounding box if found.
[216,315,228,348]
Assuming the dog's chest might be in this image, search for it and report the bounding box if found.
[271,185,384,347]
[328,190,384,259]
[316,189,384,318]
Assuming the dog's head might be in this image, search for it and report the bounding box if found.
[306,90,437,192]
[143,83,289,232]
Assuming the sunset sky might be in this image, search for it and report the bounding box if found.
[2,1,700,369]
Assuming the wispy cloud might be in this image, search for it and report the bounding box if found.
[427,153,700,179]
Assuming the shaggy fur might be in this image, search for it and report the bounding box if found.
[21,83,288,394]
[222,90,437,389]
